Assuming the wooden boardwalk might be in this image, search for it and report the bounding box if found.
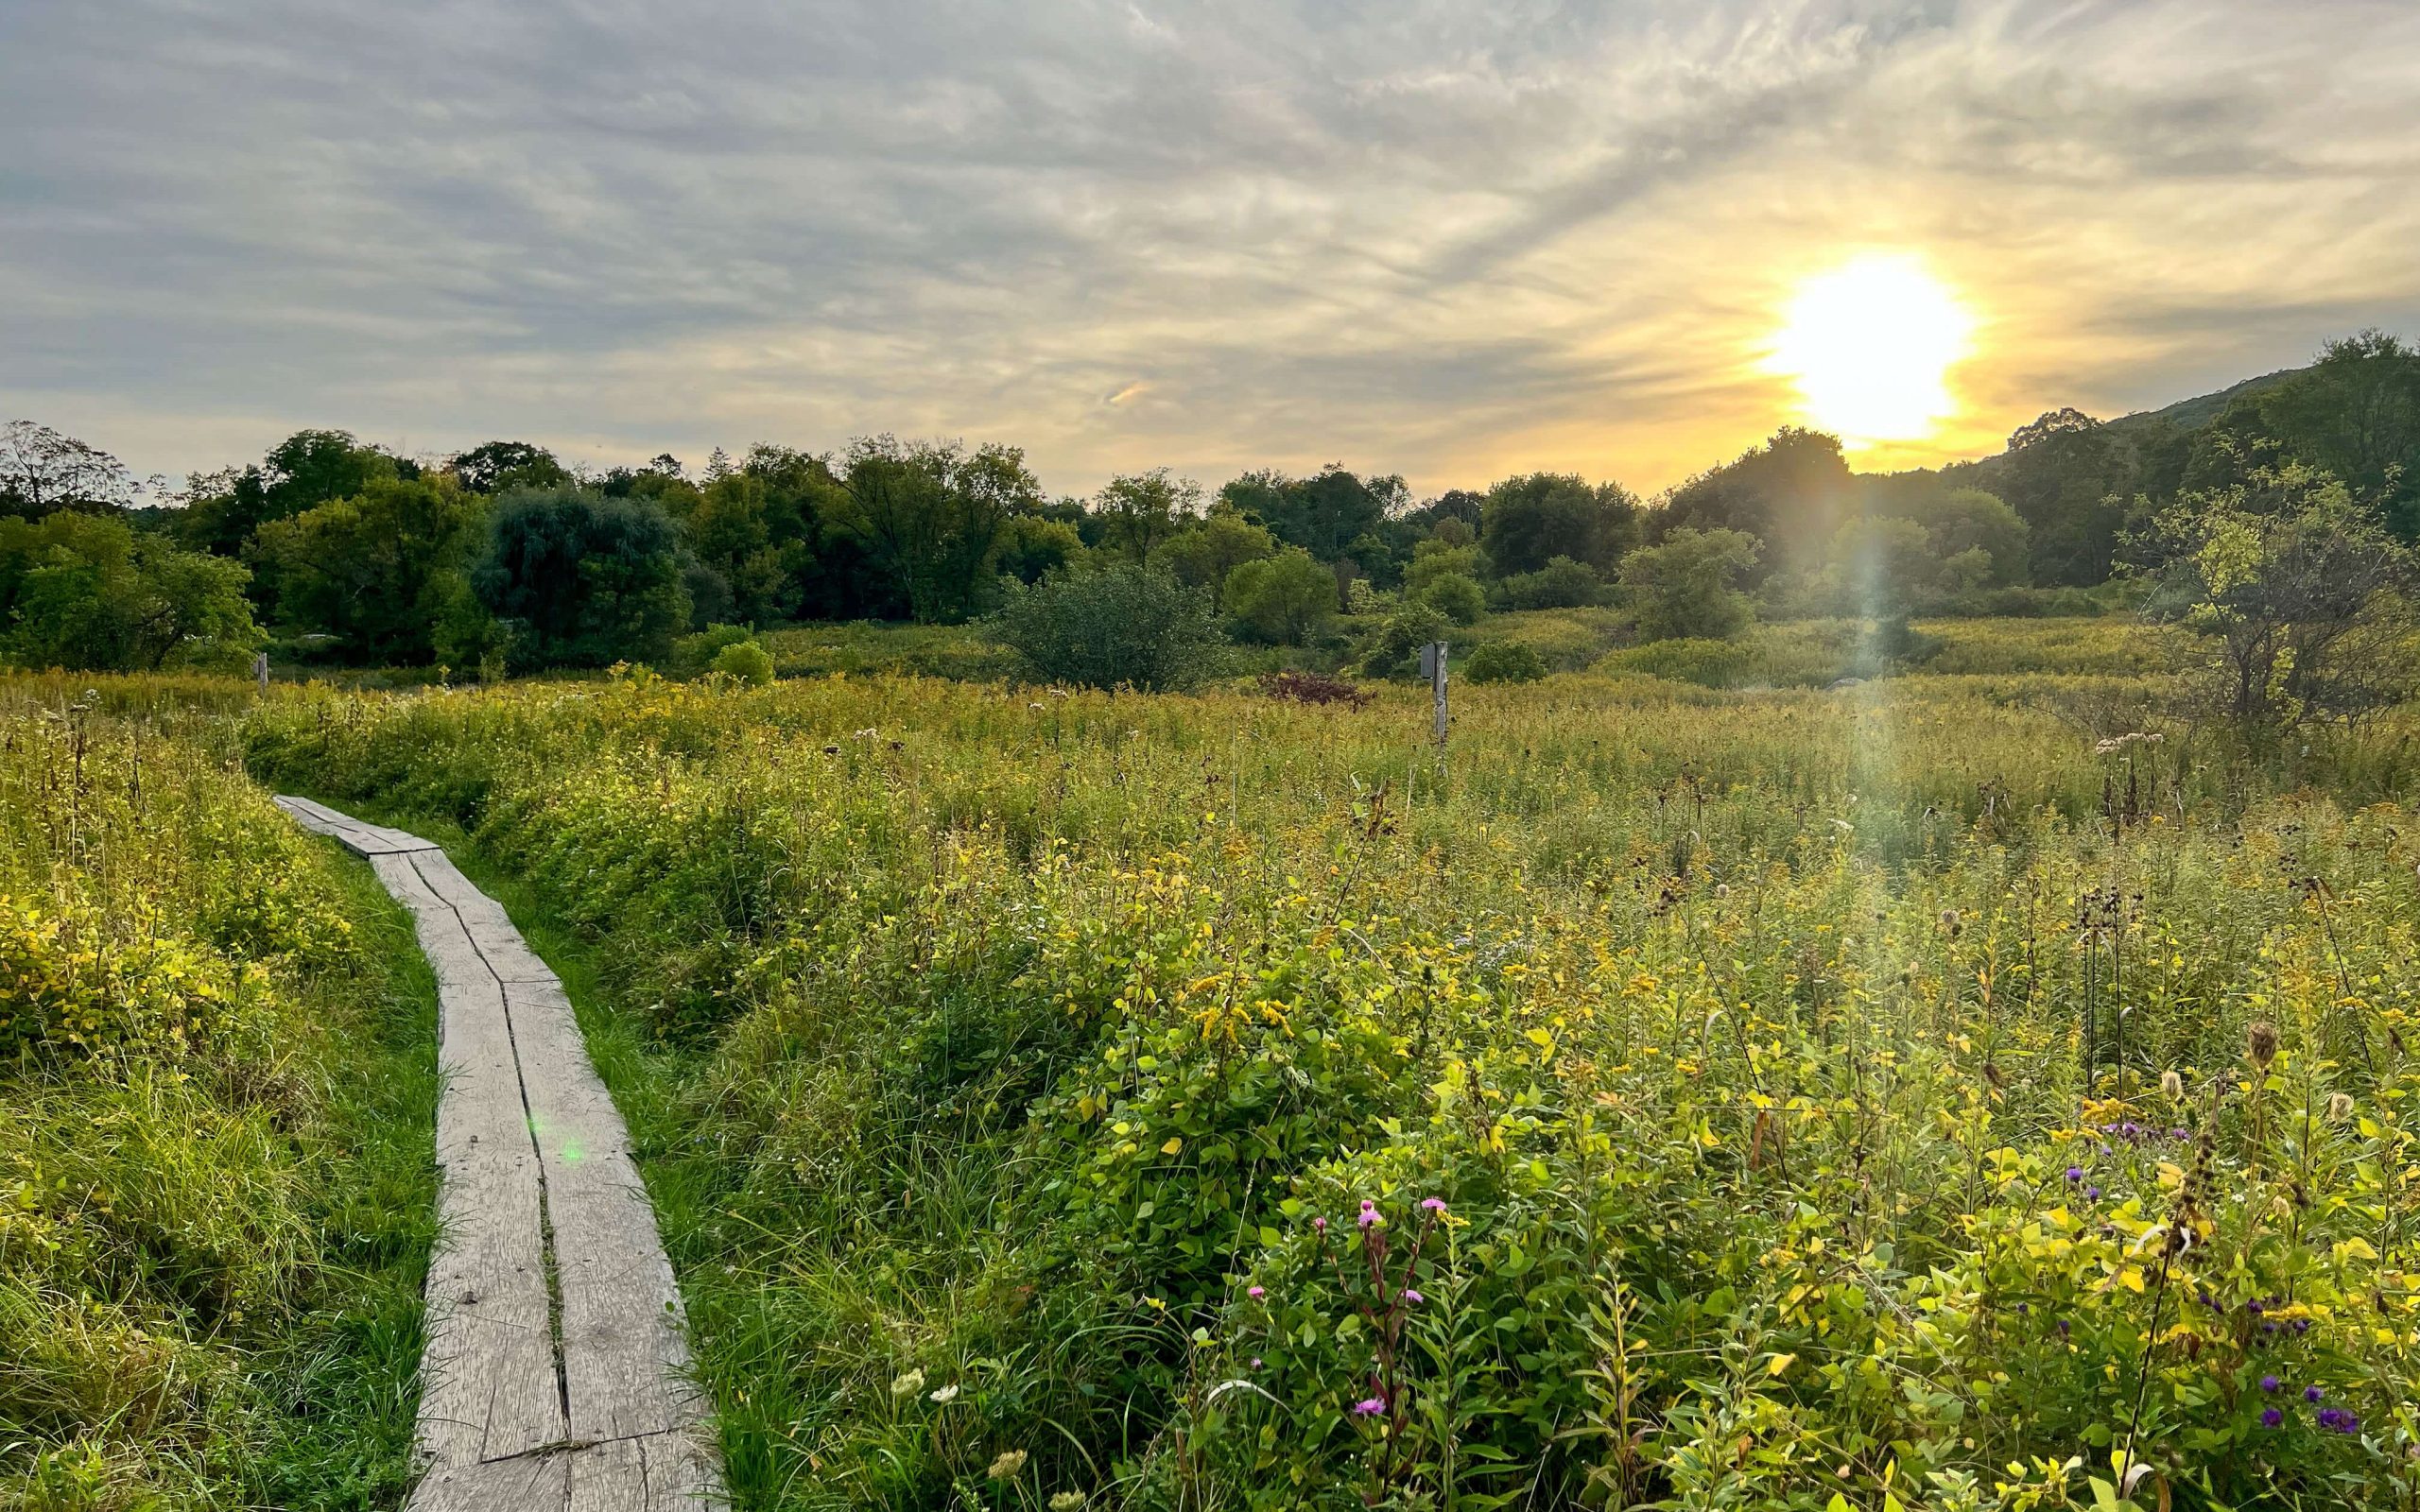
[275,797,725,1512]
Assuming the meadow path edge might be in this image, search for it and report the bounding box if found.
[273,796,725,1512]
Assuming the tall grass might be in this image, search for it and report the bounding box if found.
[242,658,2420,1510]
[0,679,434,1510]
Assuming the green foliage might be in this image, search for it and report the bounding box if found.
[2133,465,2417,726]
[250,473,484,663]
[1495,553,1602,610]
[993,513,1086,586]
[0,512,259,671]
[1154,508,1275,605]
[1092,469,1201,561]
[240,662,2420,1511]
[990,562,1224,690]
[446,438,570,495]
[1357,599,1451,678]
[0,685,433,1505]
[838,437,1043,624]
[1618,525,1760,642]
[1220,465,1408,563]
[1417,569,1485,625]
[1461,638,1545,683]
[1224,546,1339,645]
[711,638,776,685]
[0,420,144,518]
[1402,538,1485,594]
[471,487,692,669]
[1479,472,1637,576]
[1659,427,1852,577]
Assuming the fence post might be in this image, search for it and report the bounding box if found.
[253,651,268,691]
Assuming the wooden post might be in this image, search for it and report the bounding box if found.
[252,651,269,691]
[1420,640,1447,744]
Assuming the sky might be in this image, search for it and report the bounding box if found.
[4,0,2418,502]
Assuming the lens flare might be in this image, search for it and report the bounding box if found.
[1768,254,1973,447]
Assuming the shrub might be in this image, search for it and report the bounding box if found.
[1495,554,1601,610]
[1462,639,1547,683]
[0,513,260,672]
[1224,547,1339,644]
[672,622,758,675]
[990,563,1224,690]
[1618,526,1760,641]
[1418,570,1486,625]
[710,638,775,685]
[1257,669,1373,708]
[1357,600,1450,679]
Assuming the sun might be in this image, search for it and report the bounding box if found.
[1768,253,1974,448]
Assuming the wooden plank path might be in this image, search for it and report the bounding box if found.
[274,797,724,1512]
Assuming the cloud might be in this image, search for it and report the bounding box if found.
[3,0,2417,494]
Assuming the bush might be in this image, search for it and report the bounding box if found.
[1224,547,1339,645]
[990,563,1225,690]
[0,513,260,672]
[672,623,758,676]
[1618,526,1760,642]
[1357,600,1450,679]
[1257,669,1373,708]
[1418,570,1486,625]
[710,639,775,685]
[1462,639,1547,684]
[1495,554,1601,610]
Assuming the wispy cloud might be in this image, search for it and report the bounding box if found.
[3,0,2416,494]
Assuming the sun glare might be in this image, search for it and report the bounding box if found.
[1769,254,1973,447]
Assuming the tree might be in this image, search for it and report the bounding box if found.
[838,437,1041,623]
[0,421,146,517]
[990,563,1223,691]
[450,440,572,495]
[174,430,405,561]
[1224,547,1340,645]
[1419,571,1486,625]
[1982,411,2135,585]
[1404,539,1486,594]
[1093,469,1202,561]
[1618,527,1761,642]
[250,474,484,663]
[1220,465,1406,562]
[470,488,691,668]
[1824,515,1941,620]
[0,512,258,670]
[2252,331,2420,539]
[1479,473,1637,576]
[1495,555,1601,610]
[1655,429,1850,578]
[1155,508,1275,606]
[994,515,1086,585]
[2133,466,2414,726]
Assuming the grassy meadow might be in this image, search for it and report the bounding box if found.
[0,679,436,1509]
[212,623,2420,1512]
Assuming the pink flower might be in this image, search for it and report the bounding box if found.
[1247,1285,1266,1299]
[1399,1289,1425,1304]
[1421,1197,1447,1212]
[1357,1199,1382,1229]
[1352,1396,1387,1416]
[1312,1216,1327,1232]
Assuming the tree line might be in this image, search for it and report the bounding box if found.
[1,329,2414,700]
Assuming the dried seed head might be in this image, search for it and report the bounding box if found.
[2328,1091,2354,1122]
[2161,1070,2185,1100]
[2247,1021,2279,1069]
[1714,883,1730,899]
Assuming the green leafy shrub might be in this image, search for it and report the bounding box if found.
[711,638,775,685]
[1462,639,1546,683]
[1417,570,1486,625]
[990,562,1225,690]
[1495,553,1601,610]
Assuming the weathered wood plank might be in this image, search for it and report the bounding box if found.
[505,977,701,1444]
[279,798,724,1510]
[406,1449,569,1512]
[564,1431,726,1512]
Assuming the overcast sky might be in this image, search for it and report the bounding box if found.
[5,0,2417,499]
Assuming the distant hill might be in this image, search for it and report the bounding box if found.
[2102,365,2307,437]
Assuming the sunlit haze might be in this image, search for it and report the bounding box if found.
[4,2,2419,495]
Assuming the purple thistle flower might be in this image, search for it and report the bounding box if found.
[2086,1186,2102,1200]
[2056,1319,2071,1338]
[2306,1384,2325,1402]
[1249,1357,1262,1369]
[2066,1166,2084,1183]
[2292,1317,2310,1333]
[1352,1396,1386,1417]
[2261,1375,2280,1393]
[2262,1407,2284,1428]
[1247,1285,1265,1299]
[1421,1196,1447,1212]
[1357,1208,1382,1229]
[1400,1289,1425,1304]
[2247,1300,2264,1316]
[1312,1216,1327,1232]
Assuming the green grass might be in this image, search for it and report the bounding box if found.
[238,656,2420,1509]
[0,686,436,1511]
